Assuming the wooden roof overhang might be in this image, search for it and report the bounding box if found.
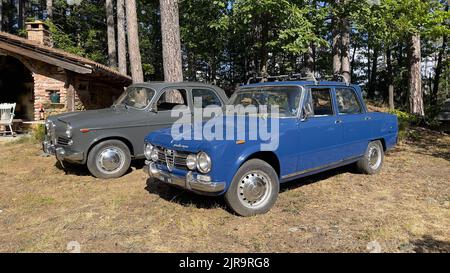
[0,32,132,85]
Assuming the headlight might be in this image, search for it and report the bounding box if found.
[45,121,52,135]
[65,124,73,138]
[196,152,211,174]
[144,143,153,160]
[150,147,159,162]
[186,154,197,170]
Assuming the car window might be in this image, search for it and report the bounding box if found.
[336,88,362,115]
[156,89,188,111]
[115,87,155,109]
[229,86,302,117]
[304,88,334,117]
[443,101,450,111]
[192,88,223,108]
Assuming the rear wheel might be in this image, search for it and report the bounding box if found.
[87,140,131,179]
[225,159,279,217]
[356,140,384,175]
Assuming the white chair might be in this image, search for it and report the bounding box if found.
[0,103,16,137]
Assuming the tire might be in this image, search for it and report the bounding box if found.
[356,140,384,175]
[87,140,131,179]
[225,159,279,217]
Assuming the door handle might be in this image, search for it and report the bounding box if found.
[335,120,343,124]
[365,117,372,121]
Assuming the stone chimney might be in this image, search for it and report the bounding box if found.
[25,21,53,47]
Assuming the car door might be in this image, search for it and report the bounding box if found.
[297,87,344,173]
[191,87,225,121]
[335,87,370,160]
[130,87,191,156]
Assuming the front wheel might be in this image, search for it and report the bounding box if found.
[225,159,279,217]
[87,140,131,179]
[356,140,384,175]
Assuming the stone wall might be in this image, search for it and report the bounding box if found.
[32,66,67,120]
[31,62,126,120]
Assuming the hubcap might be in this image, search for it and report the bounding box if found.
[97,147,125,173]
[238,172,271,209]
[368,145,381,170]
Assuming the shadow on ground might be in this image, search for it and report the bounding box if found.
[144,164,360,212]
[145,178,227,210]
[54,159,147,177]
[411,235,450,253]
[406,128,450,162]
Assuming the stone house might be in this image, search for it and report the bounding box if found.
[0,21,132,122]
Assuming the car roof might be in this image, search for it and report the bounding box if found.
[243,81,358,88]
[129,81,223,91]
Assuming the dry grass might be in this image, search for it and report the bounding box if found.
[0,128,449,253]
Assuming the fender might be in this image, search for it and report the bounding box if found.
[84,131,137,164]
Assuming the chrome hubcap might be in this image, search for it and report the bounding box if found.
[368,145,381,170]
[238,172,271,208]
[97,147,125,173]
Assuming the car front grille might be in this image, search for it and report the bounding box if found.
[155,146,189,170]
[57,137,71,146]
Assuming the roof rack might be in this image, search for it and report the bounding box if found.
[247,72,318,85]
[332,74,350,86]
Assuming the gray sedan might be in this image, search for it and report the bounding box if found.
[43,82,228,179]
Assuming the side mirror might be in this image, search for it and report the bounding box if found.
[301,106,313,121]
[149,105,158,113]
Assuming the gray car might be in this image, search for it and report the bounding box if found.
[437,99,450,132]
[43,82,228,179]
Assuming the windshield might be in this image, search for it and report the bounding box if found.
[114,86,155,109]
[229,86,302,117]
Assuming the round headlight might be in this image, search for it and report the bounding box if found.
[186,154,197,170]
[144,143,153,160]
[150,148,159,162]
[65,124,73,138]
[196,152,211,174]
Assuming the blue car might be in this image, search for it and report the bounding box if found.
[144,81,398,216]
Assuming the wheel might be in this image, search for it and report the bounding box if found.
[87,140,131,179]
[356,140,384,175]
[225,159,279,217]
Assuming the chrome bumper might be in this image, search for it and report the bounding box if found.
[146,162,226,194]
[43,140,84,163]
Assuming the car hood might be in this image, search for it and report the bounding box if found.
[145,115,286,153]
[49,107,141,128]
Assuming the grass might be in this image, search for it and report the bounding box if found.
[0,128,449,253]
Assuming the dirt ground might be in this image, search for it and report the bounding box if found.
[0,128,449,253]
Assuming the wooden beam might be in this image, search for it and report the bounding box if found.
[0,42,92,74]
[65,71,76,112]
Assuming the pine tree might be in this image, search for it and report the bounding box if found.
[125,0,144,82]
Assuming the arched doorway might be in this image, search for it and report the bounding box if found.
[0,55,34,121]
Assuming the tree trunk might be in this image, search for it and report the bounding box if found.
[368,48,378,98]
[341,17,351,83]
[160,0,183,82]
[18,0,24,30]
[304,43,315,75]
[0,0,3,32]
[259,18,269,77]
[386,48,394,109]
[432,3,449,106]
[332,15,341,77]
[125,0,144,83]
[106,0,117,68]
[407,34,424,116]
[350,41,358,80]
[46,0,53,19]
[117,0,127,75]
